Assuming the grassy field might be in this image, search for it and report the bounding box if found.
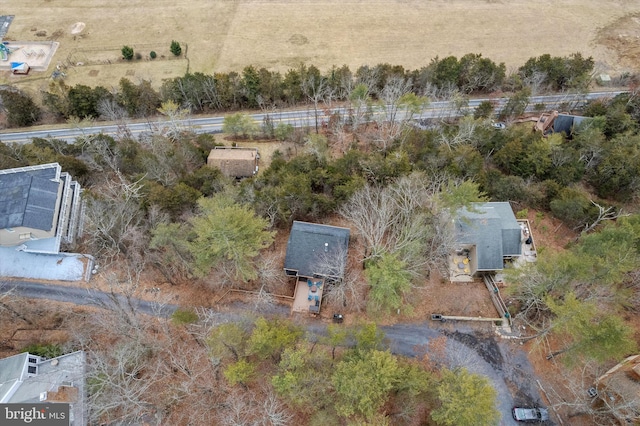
[1,0,640,92]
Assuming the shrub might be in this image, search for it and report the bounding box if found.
[274,123,295,141]
[549,187,598,228]
[135,52,142,60]
[473,100,494,119]
[121,45,134,60]
[223,359,256,386]
[171,308,198,325]
[0,88,41,127]
[534,103,546,112]
[150,51,157,59]
[170,40,182,57]
[22,343,63,358]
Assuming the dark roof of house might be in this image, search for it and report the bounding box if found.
[0,165,60,231]
[455,202,521,271]
[284,221,350,278]
[554,114,591,135]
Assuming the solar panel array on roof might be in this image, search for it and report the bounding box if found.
[0,174,31,228]
[22,177,59,230]
[0,165,59,231]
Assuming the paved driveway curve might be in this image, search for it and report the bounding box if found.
[0,279,549,425]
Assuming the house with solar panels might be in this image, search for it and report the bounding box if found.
[0,163,83,254]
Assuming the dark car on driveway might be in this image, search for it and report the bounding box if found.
[512,407,549,422]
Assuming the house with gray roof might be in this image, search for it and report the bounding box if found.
[0,163,83,254]
[553,113,591,136]
[0,351,85,425]
[284,221,350,280]
[454,202,522,275]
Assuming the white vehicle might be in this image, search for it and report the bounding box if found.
[512,407,549,422]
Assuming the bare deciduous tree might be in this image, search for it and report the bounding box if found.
[302,74,332,134]
[311,245,364,310]
[580,201,627,234]
[340,172,455,277]
[505,262,560,330]
[138,133,202,186]
[78,133,121,174]
[157,100,191,138]
[0,286,34,327]
[216,386,293,426]
[546,361,640,425]
[83,171,147,261]
[256,252,287,294]
[523,70,548,95]
[97,97,131,140]
[86,339,162,424]
[368,86,429,152]
[339,183,396,260]
[437,116,482,150]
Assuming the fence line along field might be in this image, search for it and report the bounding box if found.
[1,0,639,91]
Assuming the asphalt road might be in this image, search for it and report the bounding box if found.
[0,279,549,425]
[0,91,626,145]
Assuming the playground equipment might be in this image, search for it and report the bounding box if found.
[11,62,29,74]
[0,42,19,61]
[0,43,11,61]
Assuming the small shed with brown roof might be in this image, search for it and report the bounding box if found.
[207,147,259,178]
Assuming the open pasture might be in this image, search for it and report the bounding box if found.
[1,0,639,90]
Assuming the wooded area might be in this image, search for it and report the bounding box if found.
[1,52,640,424]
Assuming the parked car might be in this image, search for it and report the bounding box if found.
[492,122,506,130]
[512,407,549,422]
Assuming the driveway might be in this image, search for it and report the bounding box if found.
[0,279,550,425]
[0,279,176,317]
[379,322,549,426]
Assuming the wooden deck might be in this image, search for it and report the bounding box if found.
[291,278,324,314]
[450,250,473,283]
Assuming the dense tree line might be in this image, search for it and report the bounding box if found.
[0,52,594,128]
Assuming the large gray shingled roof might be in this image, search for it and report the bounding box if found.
[0,165,59,231]
[455,202,521,271]
[284,221,350,278]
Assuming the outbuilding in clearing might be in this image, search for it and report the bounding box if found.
[207,147,259,178]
